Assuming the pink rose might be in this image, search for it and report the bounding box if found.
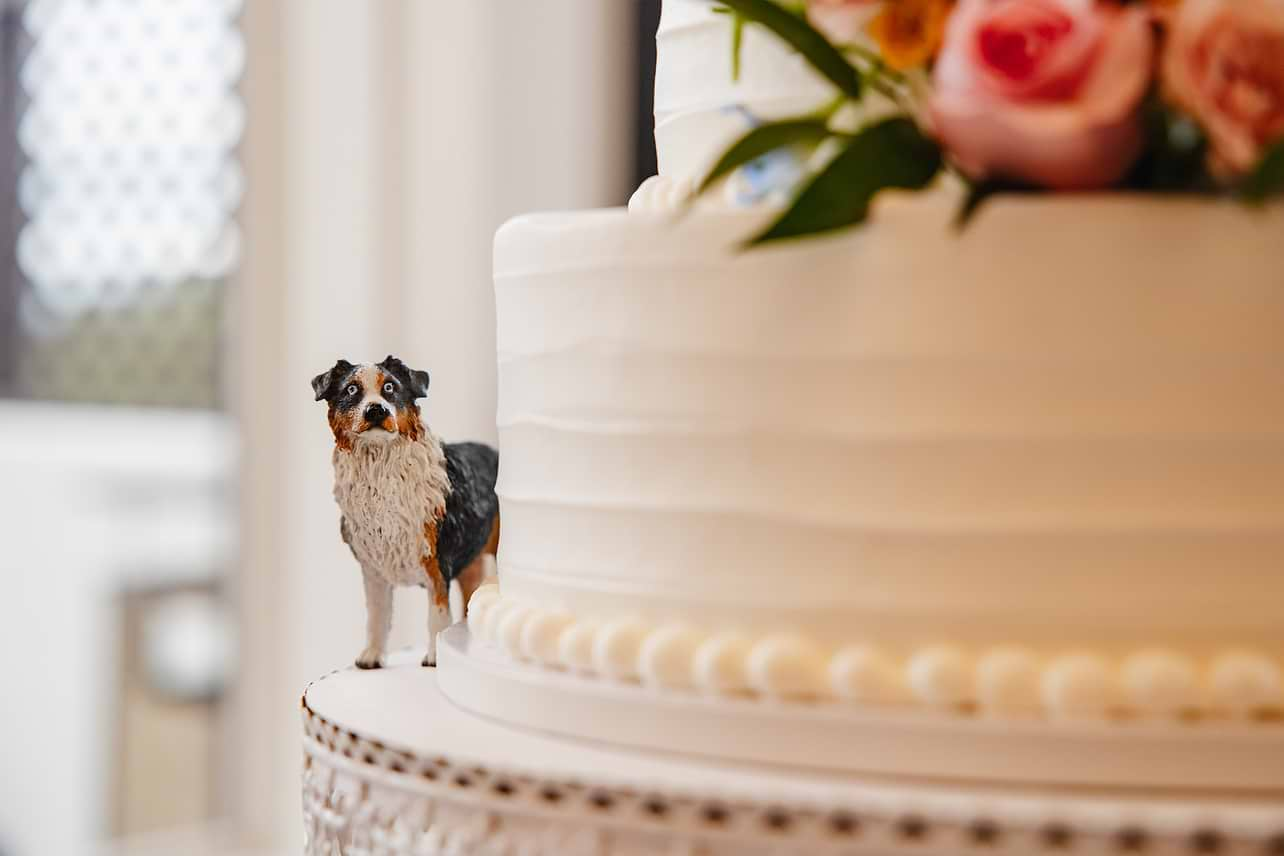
[1163,0,1284,175]
[930,0,1155,190]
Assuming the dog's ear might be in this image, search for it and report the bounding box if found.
[378,355,430,400]
[312,359,355,402]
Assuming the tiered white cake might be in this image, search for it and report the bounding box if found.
[443,0,1284,789]
[304,2,1284,852]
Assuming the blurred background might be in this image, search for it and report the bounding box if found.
[0,1,660,853]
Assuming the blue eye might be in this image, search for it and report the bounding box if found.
[346,384,358,396]
[383,382,394,394]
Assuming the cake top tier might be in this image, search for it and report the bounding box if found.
[654,0,832,182]
[647,1,1283,241]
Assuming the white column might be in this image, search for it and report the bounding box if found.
[232,0,634,847]
[400,1,634,445]
[233,0,407,846]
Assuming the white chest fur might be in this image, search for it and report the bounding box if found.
[332,433,450,588]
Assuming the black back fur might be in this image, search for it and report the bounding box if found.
[437,441,500,582]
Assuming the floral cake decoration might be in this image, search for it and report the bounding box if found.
[704,0,1284,242]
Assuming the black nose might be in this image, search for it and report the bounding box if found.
[364,403,390,424]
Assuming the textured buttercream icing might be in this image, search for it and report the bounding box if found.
[491,196,1284,716]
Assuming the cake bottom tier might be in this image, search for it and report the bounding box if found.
[438,623,1284,791]
[306,646,1284,855]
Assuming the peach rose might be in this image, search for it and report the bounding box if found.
[808,0,952,70]
[931,0,1155,189]
[1163,0,1284,175]
[866,0,955,70]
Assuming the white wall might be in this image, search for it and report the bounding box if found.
[0,405,234,856]
[232,1,634,848]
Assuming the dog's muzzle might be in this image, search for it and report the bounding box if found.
[363,403,391,429]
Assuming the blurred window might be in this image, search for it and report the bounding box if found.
[1,0,243,407]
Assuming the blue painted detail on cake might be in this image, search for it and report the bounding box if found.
[722,103,808,206]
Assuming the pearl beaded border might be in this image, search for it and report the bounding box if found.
[467,584,1284,721]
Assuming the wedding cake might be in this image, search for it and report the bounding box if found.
[447,0,1284,786]
[305,1,1284,851]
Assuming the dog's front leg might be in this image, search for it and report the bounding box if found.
[421,586,451,667]
[356,571,394,669]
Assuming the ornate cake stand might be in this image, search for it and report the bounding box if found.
[304,633,1284,856]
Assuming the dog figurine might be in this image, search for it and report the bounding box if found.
[313,355,499,668]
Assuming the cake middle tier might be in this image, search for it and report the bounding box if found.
[492,199,1284,656]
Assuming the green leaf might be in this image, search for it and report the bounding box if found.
[1239,140,1284,204]
[845,42,908,85]
[1122,98,1212,193]
[718,0,862,100]
[747,117,941,246]
[697,118,833,194]
[731,13,745,81]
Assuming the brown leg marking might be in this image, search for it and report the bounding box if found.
[421,520,449,610]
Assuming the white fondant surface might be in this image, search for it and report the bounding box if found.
[494,198,1284,663]
[305,649,1284,853]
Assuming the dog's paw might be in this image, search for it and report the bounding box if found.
[421,654,436,668]
[355,648,385,670]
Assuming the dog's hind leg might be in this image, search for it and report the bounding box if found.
[455,554,495,620]
[455,515,500,619]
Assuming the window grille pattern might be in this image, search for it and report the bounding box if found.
[7,0,243,407]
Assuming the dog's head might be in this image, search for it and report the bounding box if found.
[312,356,431,449]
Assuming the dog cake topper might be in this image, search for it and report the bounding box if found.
[313,355,498,668]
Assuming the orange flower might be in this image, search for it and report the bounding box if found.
[867,0,954,69]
